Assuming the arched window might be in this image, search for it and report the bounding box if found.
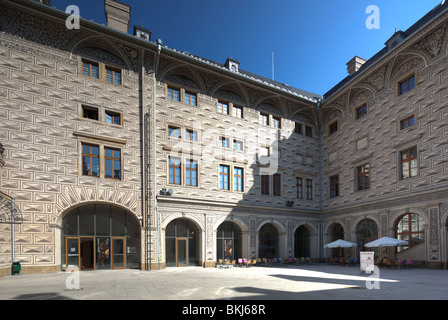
[396,213,425,252]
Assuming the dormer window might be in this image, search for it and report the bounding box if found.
[225,57,240,72]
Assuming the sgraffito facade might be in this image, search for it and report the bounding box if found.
[0,0,448,275]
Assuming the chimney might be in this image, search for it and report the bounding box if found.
[104,0,131,33]
[346,56,366,76]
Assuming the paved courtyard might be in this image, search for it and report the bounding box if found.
[0,264,447,301]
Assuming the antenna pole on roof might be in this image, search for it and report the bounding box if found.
[272,51,274,81]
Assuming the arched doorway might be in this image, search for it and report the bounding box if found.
[61,203,141,271]
[294,225,310,258]
[355,218,378,251]
[165,218,199,267]
[259,223,279,259]
[327,223,344,258]
[217,221,242,262]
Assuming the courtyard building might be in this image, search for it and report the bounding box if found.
[0,0,448,275]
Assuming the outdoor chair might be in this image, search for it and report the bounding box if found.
[405,259,413,268]
[306,257,312,264]
[243,258,248,267]
[238,258,243,267]
[217,259,224,268]
[224,259,233,268]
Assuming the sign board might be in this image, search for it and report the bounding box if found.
[360,251,374,272]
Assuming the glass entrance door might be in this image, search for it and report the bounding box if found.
[65,237,95,271]
[176,238,188,267]
[80,237,95,270]
[66,237,79,270]
[112,237,126,269]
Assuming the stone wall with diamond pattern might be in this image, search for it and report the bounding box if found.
[320,10,448,267]
[0,2,144,273]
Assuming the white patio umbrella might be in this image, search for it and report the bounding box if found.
[324,239,358,257]
[324,239,358,248]
[364,237,407,248]
[364,237,408,261]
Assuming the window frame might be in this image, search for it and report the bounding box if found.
[400,115,415,130]
[294,122,302,135]
[168,125,182,139]
[232,105,243,118]
[218,101,229,115]
[184,91,197,106]
[168,156,182,185]
[261,175,270,195]
[272,116,281,129]
[233,139,243,151]
[395,213,425,252]
[306,179,313,200]
[81,143,100,177]
[185,159,198,187]
[219,164,231,191]
[185,128,198,142]
[233,167,244,192]
[219,136,230,149]
[328,120,338,135]
[167,86,181,102]
[259,113,269,126]
[105,66,122,85]
[399,74,416,96]
[82,105,99,121]
[329,174,339,198]
[105,110,122,126]
[355,104,368,120]
[305,125,313,138]
[400,146,418,180]
[104,147,121,180]
[356,163,370,191]
[79,141,123,180]
[82,59,99,79]
[273,173,281,196]
[296,177,303,199]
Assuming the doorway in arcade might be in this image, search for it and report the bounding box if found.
[62,203,141,271]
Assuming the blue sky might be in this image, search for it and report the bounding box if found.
[55,0,442,95]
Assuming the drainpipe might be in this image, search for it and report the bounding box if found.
[154,39,162,270]
[11,198,15,264]
[316,98,323,263]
